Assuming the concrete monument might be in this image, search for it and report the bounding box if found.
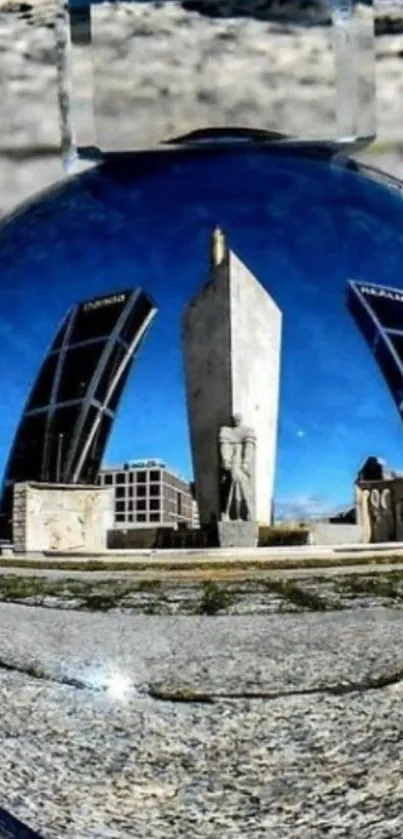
[355,456,403,543]
[182,227,282,544]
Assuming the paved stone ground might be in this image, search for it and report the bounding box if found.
[2,562,403,614]
[0,604,403,838]
[0,558,402,579]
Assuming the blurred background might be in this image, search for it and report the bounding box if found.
[1,0,403,214]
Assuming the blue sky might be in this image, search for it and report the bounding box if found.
[1,147,403,518]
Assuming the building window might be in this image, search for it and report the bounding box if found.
[149,499,160,511]
[128,486,134,498]
[136,471,146,483]
[115,501,125,513]
[150,513,160,522]
[137,485,146,498]
[116,486,125,499]
[127,513,133,522]
[128,472,134,483]
[116,472,126,484]
[137,513,146,522]
[116,514,125,522]
[149,484,160,497]
[104,474,113,485]
[137,499,146,511]
[177,492,183,516]
[127,500,133,512]
[150,470,160,481]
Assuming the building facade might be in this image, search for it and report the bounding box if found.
[347,280,403,415]
[182,228,282,526]
[98,460,197,529]
[0,288,157,537]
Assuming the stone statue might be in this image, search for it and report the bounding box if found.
[219,414,256,521]
[210,226,227,268]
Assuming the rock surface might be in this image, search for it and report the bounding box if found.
[0,603,403,837]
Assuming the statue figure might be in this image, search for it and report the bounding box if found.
[219,414,256,521]
[210,227,227,268]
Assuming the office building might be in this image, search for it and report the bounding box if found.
[98,459,197,529]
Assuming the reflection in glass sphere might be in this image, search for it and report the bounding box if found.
[1,145,403,524]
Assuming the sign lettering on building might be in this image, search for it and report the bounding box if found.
[83,293,127,312]
[360,285,403,304]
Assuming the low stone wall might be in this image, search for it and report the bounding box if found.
[13,482,114,553]
[259,525,310,547]
[107,525,217,550]
[309,523,361,546]
[108,524,313,550]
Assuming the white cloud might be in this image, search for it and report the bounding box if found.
[275,494,339,522]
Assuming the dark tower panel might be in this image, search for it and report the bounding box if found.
[347,280,403,415]
[0,288,157,538]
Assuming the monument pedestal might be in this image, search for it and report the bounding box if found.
[217,520,259,548]
[12,482,114,553]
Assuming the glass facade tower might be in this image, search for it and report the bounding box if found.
[347,280,403,416]
[0,288,157,537]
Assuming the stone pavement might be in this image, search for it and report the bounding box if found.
[0,604,403,837]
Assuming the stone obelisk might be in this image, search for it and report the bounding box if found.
[182,228,282,533]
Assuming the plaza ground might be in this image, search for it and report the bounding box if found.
[0,603,403,838]
[0,549,402,837]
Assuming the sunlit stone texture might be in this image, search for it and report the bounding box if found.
[182,229,282,526]
[59,0,376,165]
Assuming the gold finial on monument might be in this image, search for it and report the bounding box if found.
[211,226,227,268]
